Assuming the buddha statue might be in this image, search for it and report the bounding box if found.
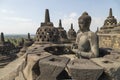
[72,12,99,59]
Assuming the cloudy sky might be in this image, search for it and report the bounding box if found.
[0,0,120,34]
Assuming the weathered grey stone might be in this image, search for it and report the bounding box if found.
[67,23,76,40]
[99,8,117,33]
[37,55,70,80]
[104,53,120,62]
[23,52,51,80]
[26,44,52,54]
[35,9,60,44]
[67,59,103,80]
[97,8,120,50]
[15,71,25,80]
[98,34,120,50]
[91,58,120,80]
[0,56,25,80]
[57,19,68,42]
[0,32,16,55]
[72,12,99,59]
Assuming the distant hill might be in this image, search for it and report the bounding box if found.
[4,34,35,39]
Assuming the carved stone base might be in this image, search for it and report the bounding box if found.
[67,59,103,80]
[36,55,70,80]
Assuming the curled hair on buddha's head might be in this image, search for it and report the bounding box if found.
[78,12,91,30]
[78,12,91,23]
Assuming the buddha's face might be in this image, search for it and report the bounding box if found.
[78,19,86,31]
[78,17,91,32]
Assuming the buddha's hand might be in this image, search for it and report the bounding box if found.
[71,43,78,54]
[71,43,78,49]
[76,51,82,58]
[72,48,78,54]
[72,49,82,59]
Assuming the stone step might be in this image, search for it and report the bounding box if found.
[36,55,70,80]
[91,58,120,80]
[67,59,103,80]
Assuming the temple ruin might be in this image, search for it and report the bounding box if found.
[0,8,120,80]
[97,8,120,51]
[57,19,68,42]
[67,23,77,41]
[35,9,60,44]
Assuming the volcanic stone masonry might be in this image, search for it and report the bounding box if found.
[1,8,120,80]
[67,23,77,41]
[57,19,68,42]
[35,9,60,44]
[97,8,120,51]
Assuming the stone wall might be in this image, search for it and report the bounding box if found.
[98,33,120,50]
[1,43,120,80]
[0,54,26,80]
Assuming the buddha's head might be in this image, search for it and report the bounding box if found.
[78,12,91,32]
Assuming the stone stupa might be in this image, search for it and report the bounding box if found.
[67,23,76,41]
[35,9,60,44]
[99,8,117,33]
[57,19,68,42]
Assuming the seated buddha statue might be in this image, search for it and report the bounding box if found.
[72,12,99,59]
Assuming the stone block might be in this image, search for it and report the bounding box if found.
[23,52,51,80]
[36,55,70,80]
[104,53,120,62]
[15,71,25,80]
[91,58,120,80]
[26,46,45,54]
[67,59,103,80]
[0,56,25,80]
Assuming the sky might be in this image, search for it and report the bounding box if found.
[0,0,120,34]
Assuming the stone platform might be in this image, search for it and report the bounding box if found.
[67,59,103,80]
[0,43,120,80]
